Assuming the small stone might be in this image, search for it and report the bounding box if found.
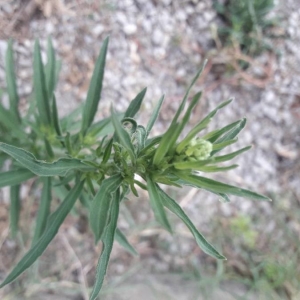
[92,24,105,37]
[152,28,164,45]
[203,11,215,22]
[45,21,54,34]
[175,10,186,21]
[161,0,172,5]
[153,47,166,60]
[142,19,152,33]
[124,23,137,35]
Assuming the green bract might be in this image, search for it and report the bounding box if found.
[0,37,270,299]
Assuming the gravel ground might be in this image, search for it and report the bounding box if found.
[0,0,300,299]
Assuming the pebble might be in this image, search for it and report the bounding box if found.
[152,28,165,46]
[92,24,105,37]
[123,23,137,35]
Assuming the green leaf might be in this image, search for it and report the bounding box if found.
[9,185,21,238]
[89,174,123,243]
[168,91,202,155]
[152,123,180,166]
[111,107,135,162]
[212,138,238,151]
[81,37,109,135]
[211,118,247,155]
[32,177,52,245]
[121,117,137,135]
[146,176,172,233]
[176,99,232,154]
[157,186,226,259]
[5,39,20,122]
[34,39,51,126]
[178,173,271,201]
[133,125,147,153]
[146,95,164,135]
[0,180,84,288]
[172,61,206,125]
[44,138,54,159]
[202,119,242,142]
[0,143,94,176]
[124,88,147,118]
[139,136,162,156]
[45,37,56,102]
[195,164,239,172]
[89,188,120,300]
[51,94,62,136]
[212,146,252,162]
[115,228,138,256]
[0,169,35,188]
[102,138,113,164]
[0,153,7,169]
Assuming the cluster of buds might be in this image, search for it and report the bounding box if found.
[175,138,212,162]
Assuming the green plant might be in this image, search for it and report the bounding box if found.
[213,0,276,56]
[0,37,270,299]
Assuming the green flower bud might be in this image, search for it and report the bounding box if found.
[184,138,212,160]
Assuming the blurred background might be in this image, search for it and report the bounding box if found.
[0,0,299,299]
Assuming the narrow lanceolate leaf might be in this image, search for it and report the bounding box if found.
[195,164,239,173]
[102,138,113,164]
[176,99,232,154]
[168,91,202,155]
[5,39,20,122]
[115,228,138,256]
[81,37,109,135]
[215,118,246,144]
[89,174,123,243]
[111,107,135,162]
[203,119,243,143]
[212,138,238,151]
[0,153,7,169]
[51,94,62,136]
[124,87,147,118]
[0,169,35,188]
[212,146,252,162]
[152,123,180,166]
[139,136,162,156]
[146,95,164,135]
[0,143,94,176]
[32,177,52,245]
[34,39,51,126]
[157,186,226,260]
[45,37,56,102]
[178,173,271,201]
[89,189,120,300]
[211,118,247,156]
[179,92,202,132]
[10,185,21,238]
[172,61,207,125]
[0,181,84,288]
[146,176,172,233]
[174,161,238,172]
